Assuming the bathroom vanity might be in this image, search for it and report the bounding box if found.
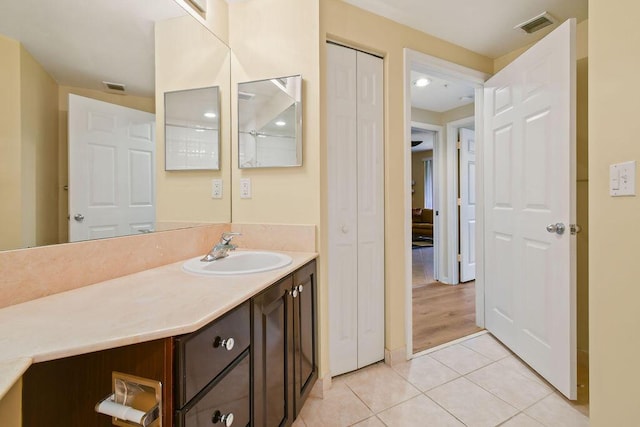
[1,252,317,427]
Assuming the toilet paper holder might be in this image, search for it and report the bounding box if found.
[95,372,162,427]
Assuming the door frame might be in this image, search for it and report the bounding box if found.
[403,48,489,359]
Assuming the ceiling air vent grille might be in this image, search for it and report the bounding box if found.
[103,81,126,93]
[515,12,555,34]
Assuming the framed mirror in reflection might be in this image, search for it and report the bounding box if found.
[0,0,231,252]
[165,86,221,171]
[238,75,302,168]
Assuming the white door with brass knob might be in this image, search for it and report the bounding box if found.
[483,20,577,399]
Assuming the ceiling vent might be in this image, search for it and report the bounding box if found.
[515,12,555,34]
[102,81,126,93]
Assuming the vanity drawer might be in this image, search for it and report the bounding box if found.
[176,351,251,427]
[175,300,250,407]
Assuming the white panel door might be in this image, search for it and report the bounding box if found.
[459,128,476,282]
[327,43,360,375]
[69,94,155,242]
[355,51,385,368]
[328,44,384,376]
[483,20,576,399]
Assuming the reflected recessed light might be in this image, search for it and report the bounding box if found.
[413,77,431,87]
[275,120,286,126]
[204,112,217,118]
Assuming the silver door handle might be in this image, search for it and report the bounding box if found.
[546,223,565,235]
[74,214,85,222]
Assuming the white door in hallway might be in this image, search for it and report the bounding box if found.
[69,94,155,242]
[459,127,476,282]
[483,20,577,399]
[327,43,384,376]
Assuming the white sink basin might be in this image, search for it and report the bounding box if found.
[182,251,293,276]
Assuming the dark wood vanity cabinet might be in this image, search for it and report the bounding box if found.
[252,260,317,427]
[21,260,316,427]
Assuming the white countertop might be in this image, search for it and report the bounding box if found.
[0,250,317,400]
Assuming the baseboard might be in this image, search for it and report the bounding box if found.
[384,346,408,367]
[309,374,332,399]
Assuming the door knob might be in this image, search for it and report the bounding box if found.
[341,225,349,234]
[74,214,84,222]
[213,336,235,351]
[546,223,565,235]
[212,410,234,426]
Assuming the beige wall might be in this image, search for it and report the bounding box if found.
[0,35,59,251]
[589,0,640,422]
[229,0,320,226]
[20,46,59,249]
[0,35,22,251]
[320,0,493,374]
[0,379,21,427]
[155,15,232,225]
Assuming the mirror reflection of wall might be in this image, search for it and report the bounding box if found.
[165,86,221,171]
[238,75,302,168]
[0,0,231,252]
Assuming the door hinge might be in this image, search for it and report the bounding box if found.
[457,198,462,206]
[457,253,462,262]
[457,141,461,150]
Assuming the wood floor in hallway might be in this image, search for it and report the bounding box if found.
[412,246,482,353]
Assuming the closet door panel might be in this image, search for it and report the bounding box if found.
[327,43,359,376]
[355,51,385,367]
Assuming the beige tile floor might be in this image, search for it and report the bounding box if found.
[295,333,589,427]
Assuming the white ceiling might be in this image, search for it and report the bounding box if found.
[410,70,475,113]
[342,0,588,59]
[0,0,188,97]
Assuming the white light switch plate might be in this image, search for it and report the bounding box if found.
[211,179,223,199]
[610,161,636,196]
[240,178,252,199]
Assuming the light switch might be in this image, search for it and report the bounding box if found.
[211,179,223,199]
[240,178,252,199]
[610,161,636,196]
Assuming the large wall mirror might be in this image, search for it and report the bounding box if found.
[238,75,302,168]
[0,0,231,252]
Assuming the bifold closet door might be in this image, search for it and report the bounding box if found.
[327,43,384,376]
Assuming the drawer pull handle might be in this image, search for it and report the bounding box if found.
[212,410,234,426]
[213,336,235,351]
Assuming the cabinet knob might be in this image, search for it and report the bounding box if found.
[297,284,304,294]
[289,288,298,298]
[213,336,235,351]
[212,410,234,426]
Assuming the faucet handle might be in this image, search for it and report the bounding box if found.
[221,232,241,244]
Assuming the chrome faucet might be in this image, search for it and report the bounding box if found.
[201,232,241,262]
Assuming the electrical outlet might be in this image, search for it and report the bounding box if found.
[240,178,251,199]
[211,179,223,199]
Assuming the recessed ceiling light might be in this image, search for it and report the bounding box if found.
[204,112,217,118]
[413,77,431,88]
[275,120,286,126]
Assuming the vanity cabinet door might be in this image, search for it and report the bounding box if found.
[292,260,317,416]
[252,276,294,427]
